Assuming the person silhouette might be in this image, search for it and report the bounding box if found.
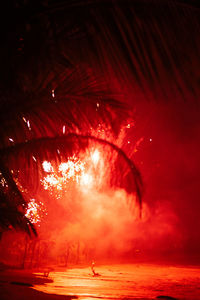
[91,261,100,276]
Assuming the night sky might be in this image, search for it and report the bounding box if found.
[0,0,200,265]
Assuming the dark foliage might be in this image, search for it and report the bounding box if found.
[0,0,199,235]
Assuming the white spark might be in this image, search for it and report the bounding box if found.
[27,120,31,130]
[42,161,54,173]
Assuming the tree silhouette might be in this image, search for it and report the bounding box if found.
[0,0,199,236]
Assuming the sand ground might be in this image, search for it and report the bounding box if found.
[0,264,200,299]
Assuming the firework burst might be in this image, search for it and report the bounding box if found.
[25,198,46,224]
[41,149,103,199]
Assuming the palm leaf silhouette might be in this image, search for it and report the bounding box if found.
[0,0,199,235]
[0,160,37,236]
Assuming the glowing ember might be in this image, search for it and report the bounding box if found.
[27,119,31,130]
[0,173,8,188]
[32,156,37,162]
[25,198,46,224]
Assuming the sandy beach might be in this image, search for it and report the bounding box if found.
[1,264,200,300]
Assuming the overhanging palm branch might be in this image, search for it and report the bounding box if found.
[0,0,199,235]
[0,167,37,236]
[0,206,37,237]
[1,1,199,102]
[0,134,143,208]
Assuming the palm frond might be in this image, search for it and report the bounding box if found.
[1,0,199,106]
[0,174,37,237]
[0,134,143,210]
[0,206,37,237]
[0,0,199,234]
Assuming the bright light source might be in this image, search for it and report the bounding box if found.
[27,120,31,130]
[42,161,54,173]
[43,174,59,187]
[80,173,93,187]
[59,162,69,173]
[91,149,100,165]
[25,198,46,224]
